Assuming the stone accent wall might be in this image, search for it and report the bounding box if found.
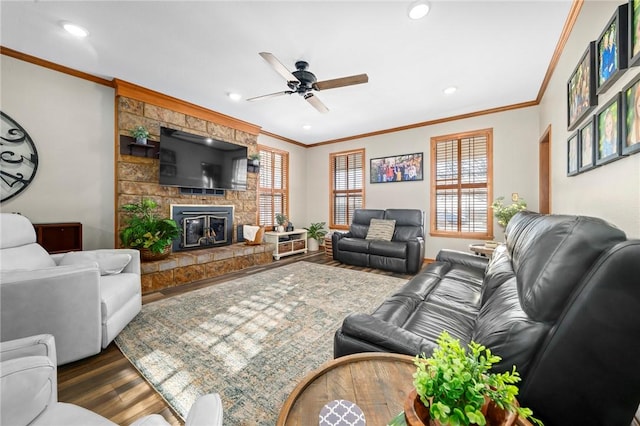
[116,94,270,292]
[116,95,259,239]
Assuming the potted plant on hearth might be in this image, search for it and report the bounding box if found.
[304,222,328,252]
[129,125,151,145]
[275,213,288,233]
[395,331,542,426]
[248,153,261,166]
[120,198,181,261]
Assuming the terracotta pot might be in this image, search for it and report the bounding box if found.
[140,245,171,261]
[403,389,518,426]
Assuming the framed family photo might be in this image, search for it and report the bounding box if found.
[567,132,579,176]
[568,42,597,130]
[369,152,423,183]
[596,93,622,165]
[579,117,596,172]
[597,4,628,94]
[629,0,640,66]
[621,72,640,155]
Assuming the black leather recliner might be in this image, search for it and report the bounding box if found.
[332,209,425,274]
[334,211,640,426]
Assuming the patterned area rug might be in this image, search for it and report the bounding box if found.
[115,261,407,425]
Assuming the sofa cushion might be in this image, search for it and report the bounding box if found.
[369,240,406,258]
[507,211,627,322]
[1,244,56,271]
[59,252,132,276]
[350,209,385,239]
[384,209,423,241]
[366,219,396,241]
[337,237,370,253]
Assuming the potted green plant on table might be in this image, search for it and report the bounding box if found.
[129,125,151,145]
[491,196,527,229]
[275,213,288,233]
[304,222,328,252]
[393,331,541,426]
[248,153,261,166]
[120,198,180,261]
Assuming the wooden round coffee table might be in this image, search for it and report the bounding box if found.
[277,352,416,426]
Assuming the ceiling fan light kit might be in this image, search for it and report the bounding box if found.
[248,52,368,113]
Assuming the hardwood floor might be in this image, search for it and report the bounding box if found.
[57,252,640,425]
[58,251,414,425]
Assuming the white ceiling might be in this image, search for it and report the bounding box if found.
[0,1,573,145]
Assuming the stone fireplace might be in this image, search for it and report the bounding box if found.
[171,204,234,252]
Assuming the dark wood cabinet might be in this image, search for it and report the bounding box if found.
[33,222,83,254]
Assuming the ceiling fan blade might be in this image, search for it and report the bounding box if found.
[313,73,369,91]
[246,91,292,102]
[259,52,299,83]
[304,93,329,113]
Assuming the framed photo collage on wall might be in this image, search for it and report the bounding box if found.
[566,1,640,177]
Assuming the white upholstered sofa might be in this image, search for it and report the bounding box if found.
[0,213,142,365]
[0,334,223,426]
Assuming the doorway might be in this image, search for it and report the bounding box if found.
[539,125,551,214]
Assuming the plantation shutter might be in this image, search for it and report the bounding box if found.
[258,146,289,227]
[330,149,365,229]
[431,129,492,238]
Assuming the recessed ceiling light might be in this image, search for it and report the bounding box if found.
[303,124,312,130]
[408,1,430,20]
[62,22,89,38]
[228,92,242,101]
[443,86,457,95]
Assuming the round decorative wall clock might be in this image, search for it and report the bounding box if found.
[0,111,39,203]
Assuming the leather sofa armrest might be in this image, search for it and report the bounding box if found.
[332,232,352,258]
[341,313,437,356]
[0,266,102,365]
[406,237,425,274]
[1,334,58,425]
[436,249,489,271]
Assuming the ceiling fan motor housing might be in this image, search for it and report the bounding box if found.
[289,61,317,94]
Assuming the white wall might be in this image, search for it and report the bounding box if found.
[0,56,115,249]
[305,107,540,259]
[539,1,640,238]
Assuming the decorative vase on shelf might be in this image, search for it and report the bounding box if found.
[276,225,285,233]
[136,136,148,145]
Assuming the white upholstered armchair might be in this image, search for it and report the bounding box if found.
[0,213,142,364]
[0,334,223,426]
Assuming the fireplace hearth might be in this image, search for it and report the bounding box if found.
[171,205,234,252]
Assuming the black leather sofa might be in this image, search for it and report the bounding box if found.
[332,209,425,274]
[334,211,640,426]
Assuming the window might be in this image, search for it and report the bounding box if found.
[330,148,365,229]
[430,129,493,238]
[258,145,289,228]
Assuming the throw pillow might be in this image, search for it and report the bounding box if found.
[59,252,132,275]
[365,218,396,241]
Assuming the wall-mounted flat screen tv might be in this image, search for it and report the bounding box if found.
[159,127,247,191]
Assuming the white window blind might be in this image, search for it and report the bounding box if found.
[330,149,364,228]
[431,130,492,237]
[258,147,288,227]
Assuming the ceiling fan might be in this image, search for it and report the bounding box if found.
[247,52,368,113]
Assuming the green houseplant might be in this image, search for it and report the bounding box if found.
[402,331,541,426]
[129,125,150,145]
[275,213,288,232]
[304,222,328,252]
[120,198,180,260]
[491,197,527,229]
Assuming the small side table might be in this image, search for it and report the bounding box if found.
[469,243,496,257]
[323,235,333,257]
